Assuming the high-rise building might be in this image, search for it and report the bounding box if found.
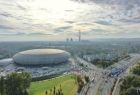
[79,30,81,42]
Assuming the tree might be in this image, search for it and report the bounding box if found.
[4,72,31,95]
[120,76,140,95]
[53,86,56,95]
[84,76,90,83]
[76,75,84,93]
[126,87,137,95]
[0,76,5,95]
[132,63,140,75]
[50,89,52,95]
[45,90,48,95]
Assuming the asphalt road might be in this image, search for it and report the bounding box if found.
[76,54,140,95]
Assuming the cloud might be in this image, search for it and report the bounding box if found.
[0,0,140,41]
[82,28,108,35]
[73,0,140,6]
[95,19,112,25]
[76,22,94,26]
[54,26,72,32]
[0,31,26,35]
[27,32,54,36]
[16,3,27,11]
[65,21,75,24]
[119,18,140,23]
[0,25,14,29]
[0,12,13,18]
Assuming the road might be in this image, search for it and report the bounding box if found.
[75,54,140,95]
[98,54,140,95]
[71,56,103,95]
[74,56,104,95]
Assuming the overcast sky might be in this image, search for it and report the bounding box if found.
[0,0,140,41]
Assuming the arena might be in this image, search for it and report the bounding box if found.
[13,49,70,65]
[0,49,73,79]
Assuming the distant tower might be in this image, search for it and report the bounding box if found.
[79,30,81,42]
[66,38,69,42]
[70,38,73,42]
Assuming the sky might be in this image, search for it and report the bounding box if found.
[0,0,140,41]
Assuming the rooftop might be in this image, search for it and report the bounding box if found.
[18,49,66,55]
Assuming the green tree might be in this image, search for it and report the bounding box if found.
[4,72,31,95]
[132,63,140,75]
[120,76,140,95]
[53,86,56,95]
[126,87,137,95]
[45,90,48,95]
[0,76,5,95]
[84,76,90,83]
[76,75,84,93]
[50,89,52,95]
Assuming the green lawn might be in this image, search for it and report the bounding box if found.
[29,74,78,95]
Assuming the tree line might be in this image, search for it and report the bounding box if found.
[0,72,31,95]
[45,85,64,95]
[131,62,140,75]
[120,76,140,95]
[120,61,140,95]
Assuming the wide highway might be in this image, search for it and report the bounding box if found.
[76,54,140,95]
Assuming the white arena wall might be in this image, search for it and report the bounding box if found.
[13,49,70,65]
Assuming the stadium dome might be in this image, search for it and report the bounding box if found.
[13,49,70,65]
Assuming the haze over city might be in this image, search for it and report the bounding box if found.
[0,0,140,41]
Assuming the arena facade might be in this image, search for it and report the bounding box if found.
[13,49,70,65]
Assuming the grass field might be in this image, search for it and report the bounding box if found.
[29,74,78,95]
